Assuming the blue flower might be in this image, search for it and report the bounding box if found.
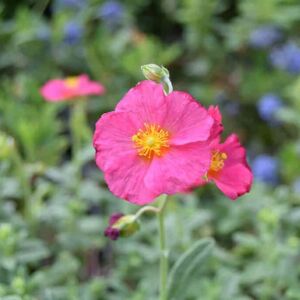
[249,25,281,49]
[269,42,300,74]
[63,21,83,45]
[98,0,124,26]
[252,155,279,185]
[257,93,283,123]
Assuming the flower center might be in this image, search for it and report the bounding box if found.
[209,150,227,172]
[65,76,79,88]
[132,124,170,159]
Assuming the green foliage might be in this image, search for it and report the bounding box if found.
[167,238,214,300]
[0,0,300,299]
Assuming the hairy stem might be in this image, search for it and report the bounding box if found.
[158,195,169,300]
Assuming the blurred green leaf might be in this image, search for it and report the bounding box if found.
[167,238,214,300]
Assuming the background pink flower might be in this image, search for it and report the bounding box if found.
[203,134,253,200]
[40,74,105,102]
[93,80,214,205]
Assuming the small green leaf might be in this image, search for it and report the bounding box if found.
[167,238,215,300]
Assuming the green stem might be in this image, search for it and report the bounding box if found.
[162,76,173,95]
[70,99,91,185]
[134,206,159,220]
[158,195,169,300]
[70,101,82,164]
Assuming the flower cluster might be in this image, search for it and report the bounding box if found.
[93,80,252,205]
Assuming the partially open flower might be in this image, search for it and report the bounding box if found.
[201,134,253,200]
[40,74,105,102]
[93,80,214,205]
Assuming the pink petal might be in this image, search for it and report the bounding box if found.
[145,142,211,195]
[104,154,159,205]
[208,105,223,141]
[215,163,253,200]
[208,105,222,124]
[219,134,248,167]
[163,91,214,145]
[93,111,157,205]
[77,74,105,96]
[93,111,141,172]
[40,79,71,101]
[115,80,167,125]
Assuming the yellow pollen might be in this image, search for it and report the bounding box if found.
[209,150,227,172]
[65,76,79,88]
[132,124,170,159]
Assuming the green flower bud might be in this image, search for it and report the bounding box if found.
[141,64,169,83]
[105,213,140,240]
[141,64,173,94]
[113,215,140,238]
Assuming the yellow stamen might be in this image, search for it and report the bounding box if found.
[65,76,79,88]
[209,150,227,172]
[132,124,170,159]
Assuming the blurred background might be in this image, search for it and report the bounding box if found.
[0,0,300,299]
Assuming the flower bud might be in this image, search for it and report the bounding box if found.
[114,215,140,237]
[104,213,140,241]
[109,213,124,226]
[141,64,169,83]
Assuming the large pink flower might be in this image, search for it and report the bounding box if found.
[40,74,105,102]
[202,134,253,200]
[93,80,214,205]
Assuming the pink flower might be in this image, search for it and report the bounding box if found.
[202,134,253,200]
[40,74,105,102]
[93,80,214,205]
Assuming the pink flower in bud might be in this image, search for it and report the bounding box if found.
[104,213,139,240]
[108,213,124,226]
[104,227,121,241]
[104,213,124,241]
